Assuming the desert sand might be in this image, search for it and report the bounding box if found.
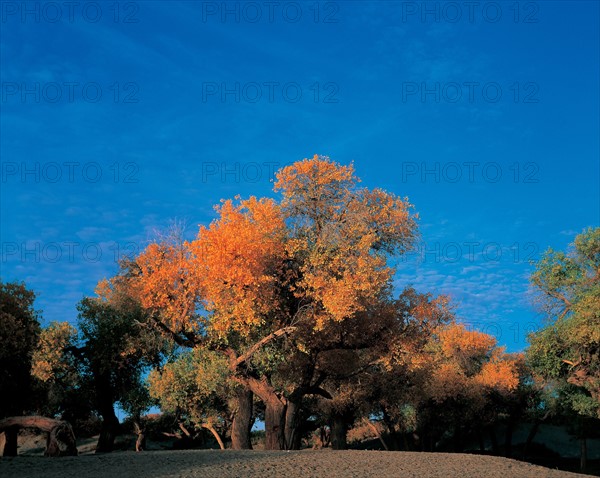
[0,449,590,478]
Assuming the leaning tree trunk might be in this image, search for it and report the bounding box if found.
[0,416,78,457]
[230,389,253,450]
[202,424,225,450]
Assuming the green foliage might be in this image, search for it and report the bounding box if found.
[147,348,232,427]
[0,280,41,417]
[31,321,87,420]
[76,292,170,420]
[527,227,600,419]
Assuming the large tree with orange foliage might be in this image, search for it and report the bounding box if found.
[115,155,419,449]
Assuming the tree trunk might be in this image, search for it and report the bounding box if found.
[230,389,253,450]
[202,424,225,450]
[2,428,18,456]
[264,399,286,450]
[524,421,540,455]
[239,375,286,450]
[96,408,119,453]
[0,416,77,457]
[382,409,400,451]
[477,428,485,452]
[505,420,514,458]
[366,420,389,451]
[94,370,119,453]
[488,426,499,455]
[133,420,146,452]
[331,414,348,450]
[580,437,587,473]
[284,395,302,450]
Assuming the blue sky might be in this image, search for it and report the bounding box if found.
[1,1,598,353]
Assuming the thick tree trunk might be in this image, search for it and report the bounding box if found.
[284,396,302,450]
[0,416,77,457]
[264,399,286,450]
[239,375,287,450]
[230,389,253,450]
[331,414,348,450]
[96,408,119,453]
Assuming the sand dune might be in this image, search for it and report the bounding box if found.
[0,449,589,478]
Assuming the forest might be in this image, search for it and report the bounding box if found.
[1,156,598,473]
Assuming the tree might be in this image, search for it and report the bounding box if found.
[76,281,170,453]
[118,155,419,449]
[148,348,234,449]
[527,227,600,471]
[31,322,85,422]
[0,281,41,419]
[416,323,521,453]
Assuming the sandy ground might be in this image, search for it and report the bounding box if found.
[0,449,591,478]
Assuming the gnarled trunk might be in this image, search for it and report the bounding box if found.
[231,388,253,449]
[0,416,78,457]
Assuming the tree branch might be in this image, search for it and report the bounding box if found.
[149,316,198,348]
[234,326,297,368]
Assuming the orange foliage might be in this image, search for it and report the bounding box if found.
[126,240,201,333]
[124,155,418,345]
[189,197,287,336]
[437,323,497,362]
[426,323,521,403]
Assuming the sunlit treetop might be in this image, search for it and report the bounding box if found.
[188,196,287,336]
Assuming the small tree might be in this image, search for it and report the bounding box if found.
[0,280,41,419]
[527,227,600,471]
